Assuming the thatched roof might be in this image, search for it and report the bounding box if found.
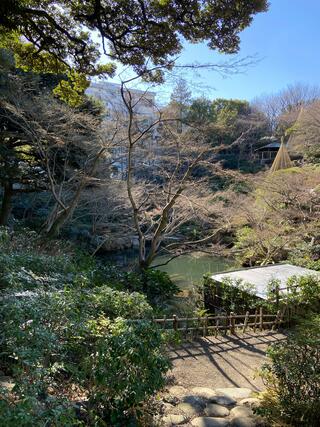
[270,140,292,172]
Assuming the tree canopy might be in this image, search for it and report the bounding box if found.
[1,0,268,77]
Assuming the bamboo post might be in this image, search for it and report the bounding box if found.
[253,309,258,332]
[230,312,235,335]
[163,315,167,330]
[173,315,178,332]
[215,317,219,337]
[197,316,200,337]
[259,307,263,331]
[272,310,281,331]
[203,316,208,337]
[243,311,249,333]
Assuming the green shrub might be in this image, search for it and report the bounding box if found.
[289,243,320,271]
[0,227,172,424]
[134,269,180,304]
[74,317,170,424]
[203,275,258,313]
[0,393,80,427]
[259,315,320,426]
[90,266,180,306]
[0,288,169,426]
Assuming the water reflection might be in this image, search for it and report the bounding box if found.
[153,252,234,289]
[101,249,234,290]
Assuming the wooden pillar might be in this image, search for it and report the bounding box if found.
[272,309,281,331]
[203,316,208,337]
[215,317,219,337]
[253,309,258,332]
[230,312,235,335]
[243,311,249,333]
[259,307,263,331]
[173,315,177,331]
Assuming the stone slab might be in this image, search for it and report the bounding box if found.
[230,406,254,418]
[239,398,261,409]
[205,403,230,417]
[215,388,253,400]
[191,417,229,427]
[230,417,257,427]
[171,402,203,417]
[163,414,189,426]
[210,395,237,406]
[191,387,218,400]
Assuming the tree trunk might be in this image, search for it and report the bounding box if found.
[44,183,85,237]
[45,208,73,237]
[0,182,13,226]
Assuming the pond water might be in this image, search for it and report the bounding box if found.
[103,249,234,290]
[152,252,234,290]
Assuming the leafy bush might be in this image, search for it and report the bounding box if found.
[259,315,320,426]
[0,227,179,310]
[285,274,320,310]
[203,275,258,313]
[0,393,79,427]
[289,243,320,271]
[0,289,169,425]
[75,317,170,424]
[0,227,171,425]
[91,266,180,306]
[132,269,180,304]
[0,226,93,291]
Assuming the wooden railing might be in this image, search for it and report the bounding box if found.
[153,307,287,338]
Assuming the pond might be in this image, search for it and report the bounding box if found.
[103,249,234,290]
[152,252,234,290]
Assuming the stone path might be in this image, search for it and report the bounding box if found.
[160,385,265,426]
[169,331,286,391]
[158,331,287,425]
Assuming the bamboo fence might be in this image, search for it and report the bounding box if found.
[152,307,287,338]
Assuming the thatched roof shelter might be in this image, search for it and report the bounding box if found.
[270,139,292,172]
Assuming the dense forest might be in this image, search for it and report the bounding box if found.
[0,1,319,426]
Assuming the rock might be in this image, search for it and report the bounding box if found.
[230,406,254,418]
[163,414,189,426]
[210,395,237,406]
[215,388,253,400]
[162,402,175,413]
[230,417,257,427]
[168,385,189,398]
[94,235,133,252]
[164,395,180,405]
[191,417,229,427]
[182,395,206,407]
[191,387,218,400]
[205,403,230,417]
[171,402,203,418]
[239,398,261,409]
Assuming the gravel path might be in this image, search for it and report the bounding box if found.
[169,331,287,392]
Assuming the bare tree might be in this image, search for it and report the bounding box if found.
[288,101,320,162]
[227,168,320,266]
[113,71,253,270]
[252,82,320,132]
[0,79,120,236]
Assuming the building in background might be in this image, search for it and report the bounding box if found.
[86,81,156,120]
[86,81,159,179]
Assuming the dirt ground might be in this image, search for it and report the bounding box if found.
[168,330,287,392]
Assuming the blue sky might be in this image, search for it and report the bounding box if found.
[107,0,320,103]
[175,0,320,101]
